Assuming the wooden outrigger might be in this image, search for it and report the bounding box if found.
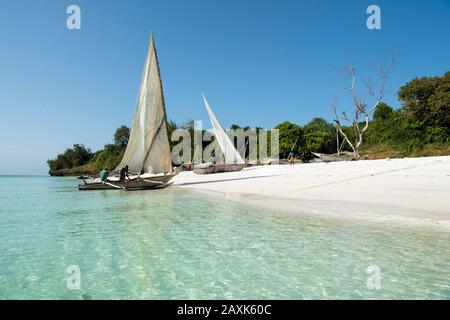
[78,174,174,191]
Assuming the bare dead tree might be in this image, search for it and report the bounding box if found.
[333,55,395,158]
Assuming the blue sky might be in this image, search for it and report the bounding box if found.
[0,0,449,174]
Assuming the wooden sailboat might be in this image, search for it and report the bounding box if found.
[193,96,245,174]
[78,175,172,191]
[79,34,175,191]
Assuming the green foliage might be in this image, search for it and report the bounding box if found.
[274,121,304,157]
[47,125,131,174]
[363,104,450,156]
[114,125,130,147]
[94,146,125,171]
[373,103,394,121]
[399,71,450,127]
[303,118,337,153]
[47,144,93,172]
[93,125,131,171]
[362,71,450,157]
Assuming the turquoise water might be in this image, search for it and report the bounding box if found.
[0,176,449,299]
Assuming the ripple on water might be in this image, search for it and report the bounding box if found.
[0,176,449,299]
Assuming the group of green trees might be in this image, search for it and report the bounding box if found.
[287,71,450,158]
[361,72,450,157]
[47,144,94,172]
[47,126,130,175]
[92,125,130,171]
[399,71,450,127]
[47,71,449,175]
[275,118,337,158]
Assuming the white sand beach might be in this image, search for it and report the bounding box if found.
[172,156,450,225]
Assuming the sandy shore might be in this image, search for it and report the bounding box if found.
[172,156,450,225]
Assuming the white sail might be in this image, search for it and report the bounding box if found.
[116,35,172,175]
[202,95,245,165]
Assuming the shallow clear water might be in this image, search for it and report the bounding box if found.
[0,176,449,299]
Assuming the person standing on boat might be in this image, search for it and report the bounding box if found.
[99,168,109,183]
[119,165,130,182]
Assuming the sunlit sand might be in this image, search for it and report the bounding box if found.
[173,156,450,224]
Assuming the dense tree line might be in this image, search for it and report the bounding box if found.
[47,126,130,175]
[47,71,449,175]
[399,72,450,127]
[47,144,93,172]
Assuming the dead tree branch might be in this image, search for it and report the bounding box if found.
[333,53,395,158]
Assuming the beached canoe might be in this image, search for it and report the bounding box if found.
[193,163,245,175]
[124,181,173,191]
[78,174,174,191]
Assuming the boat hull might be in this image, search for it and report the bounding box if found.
[124,182,172,191]
[193,164,245,175]
[78,174,174,191]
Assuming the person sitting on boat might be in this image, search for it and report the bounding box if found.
[119,165,130,182]
[99,168,109,183]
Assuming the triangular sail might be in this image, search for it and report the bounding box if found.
[116,35,172,175]
[202,95,245,165]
